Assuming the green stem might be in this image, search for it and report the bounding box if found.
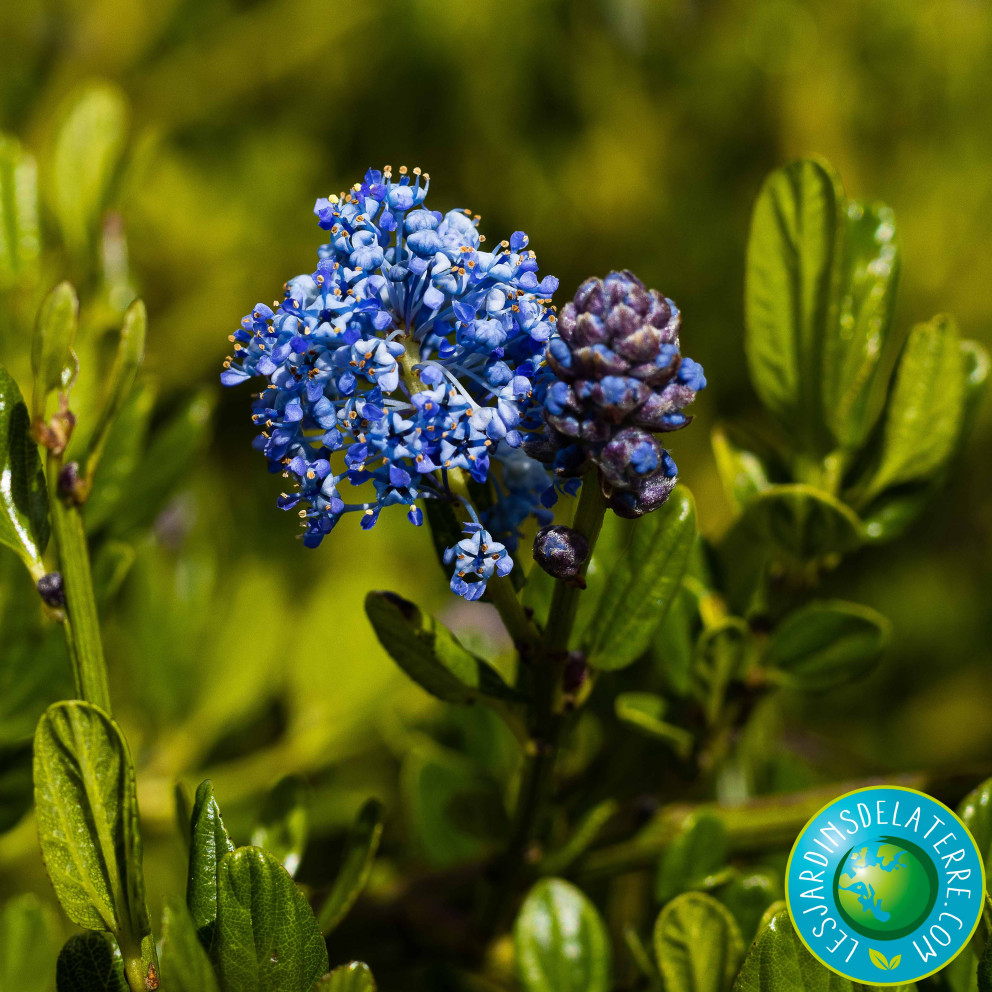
[575,768,976,880]
[47,454,111,712]
[484,473,608,931]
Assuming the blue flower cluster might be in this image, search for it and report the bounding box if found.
[527,271,705,518]
[221,167,560,598]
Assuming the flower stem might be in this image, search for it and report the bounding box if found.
[47,453,112,712]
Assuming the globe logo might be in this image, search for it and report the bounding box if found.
[786,786,985,984]
[834,837,938,940]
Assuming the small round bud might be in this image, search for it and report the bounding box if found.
[562,651,588,693]
[36,571,65,608]
[533,525,590,584]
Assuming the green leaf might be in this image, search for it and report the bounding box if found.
[656,812,728,904]
[717,869,782,944]
[31,282,78,419]
[313,962,377,992]
[51,83,129,256]
[214,846,328,992]
[691,619,751,726]
[865,315,966,500]
[653,892,745,992]
[55,933,128,992]
[540,799,620,875]
[33,701,149,945]
[186,779,235,952]
[402,744,507,867]
[251,775,310,878]
[0,366,49,574]
[84,299,146,479]
[91,539,135,607]
[729,484,863,565]
[958,776,992,873]
[711,425,771,511]
[732,907,849,991]
[762,601,890,691]
[0,630,71,746]
[514,878,611,992]
[160,896,221,992]
[317,798,384,933]
[0,135,40,291]
[365,590,520,703]
[614,693,693,757]
[823,202,900,449]
[585,487,696,671]
[0,894,56,992]
[745,159,842,449]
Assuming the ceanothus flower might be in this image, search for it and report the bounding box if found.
[221,167,560,599]
[527,270,705,518]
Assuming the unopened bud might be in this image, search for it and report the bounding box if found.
[533,525,590,585]
[36,572,65,608]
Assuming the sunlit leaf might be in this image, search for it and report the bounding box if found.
[186,779,235,953]
[614,692,693,757]
[366,590,521,703]
[585,487,695,670]
[656,812,728,904]
[160,896,221,992]
[514,878,611,992]
[30,281,78,419]
[0,366,49,574]
[214,846,328,992]
[33,701,149,947]
[314,962,377,991]
[711,425,772,511]
[745,159,842,450]
[0,135,40,291]
[653,892,744,992]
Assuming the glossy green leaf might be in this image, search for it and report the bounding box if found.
[711,425,771,511]
[31,282,78,418]
[958,776,992,872]
[313,962,377,992]
[84,299,146,478]
[318,798,384,933]
[365,590,520,702]
[540,799,619,875]
[656,812,728,904]
[251,775,310,877]
[731,907,916,991]
[160,896,221,992]
[33,701,149,945]
[865,315,965,500]
[186,779,235,952]
[55,933,128,992]
[585,487,696,671]
[0,894,56,992]
[0,135,40,290]
[730,484,862,565]
[763,601,890,691]
[615,692,693,757]
[51,83,129,255]
[653,892,745,992]
[214,846,328,992]
[514,878,611,992]
[823,202,900,449]
[0,366,49,574]
[402,744,506,867]
[745,159,842,447]
[717,870,782,944]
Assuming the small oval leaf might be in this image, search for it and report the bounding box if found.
[55,933,128,992]
[314,962,377,992]
[514,878,611,992]
[762,600,890,691]
[0,135,41,291]
[33,701,149,946]
[31,282,79,419]
[656,812,728,904]
[214,846,328,992]
[653,892,745,992]
[186,779,235,953]
[585,487,696,670]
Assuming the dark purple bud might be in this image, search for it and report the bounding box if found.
[598,427,664,489]
[57,461,80,498]
[607,473,677,519]
[533,524,590,584]
[562,651,588,693]
[37,572,65,608]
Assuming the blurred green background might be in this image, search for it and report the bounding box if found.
[2,0,991,952]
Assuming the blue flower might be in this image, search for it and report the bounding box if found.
[443,523,513,600]
[222,167,559,597]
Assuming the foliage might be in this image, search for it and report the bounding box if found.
[2,6,992,990]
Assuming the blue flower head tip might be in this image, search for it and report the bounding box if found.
[443,524,512,601]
